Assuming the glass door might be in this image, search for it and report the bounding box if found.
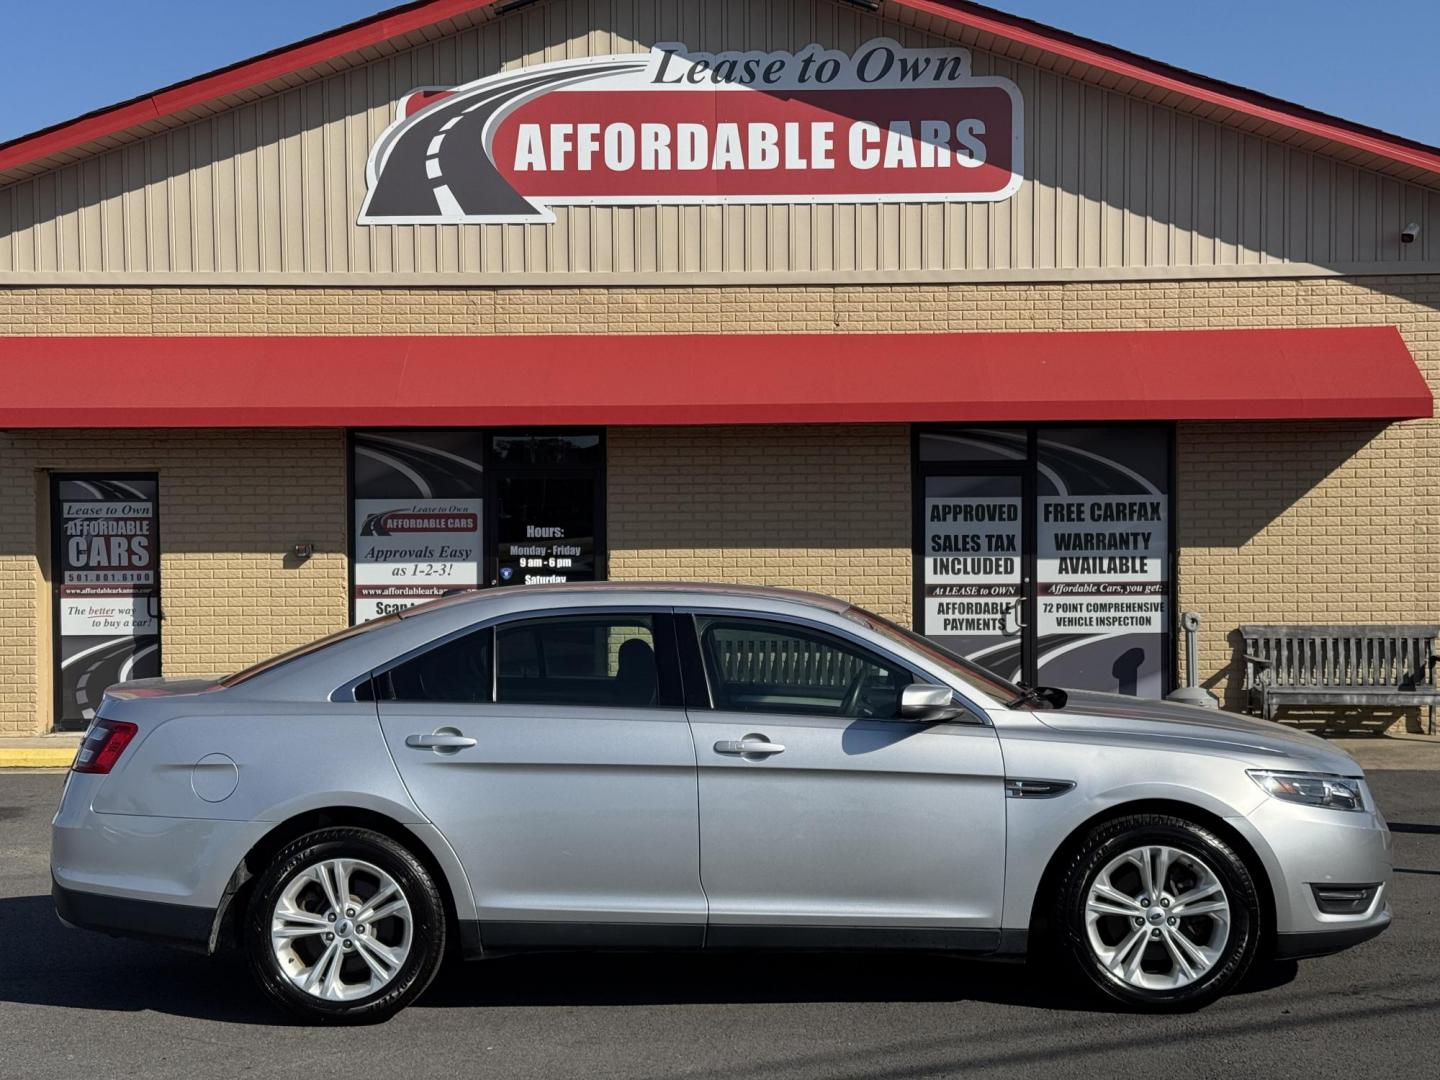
[915,426,1173,697]
[51,473,161,729]
[487,430,605,588]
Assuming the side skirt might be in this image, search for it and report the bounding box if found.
[462,921,1026,958]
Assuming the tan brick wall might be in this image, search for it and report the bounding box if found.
[607,426,912,623]
[0,429,347,734]
[1,276,1438,729]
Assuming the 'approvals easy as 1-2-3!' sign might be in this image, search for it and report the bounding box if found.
[359,38,1023,224]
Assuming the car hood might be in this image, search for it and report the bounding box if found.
[1033,688,1362,774]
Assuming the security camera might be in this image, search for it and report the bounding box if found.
[1402,222,1421,244]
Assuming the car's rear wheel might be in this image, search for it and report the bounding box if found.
[243,827,446,1024]
[1054,814,1261,1010]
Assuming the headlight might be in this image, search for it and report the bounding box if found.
[1248,770,1365,812]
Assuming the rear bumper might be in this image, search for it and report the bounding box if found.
[52,879,217,953]
[1273,910,1391,960]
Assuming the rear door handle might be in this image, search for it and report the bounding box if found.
[405,732,477,752]
[714,737,785,757]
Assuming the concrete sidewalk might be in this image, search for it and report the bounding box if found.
[0,734,80,769]
[1330,731,1440,771]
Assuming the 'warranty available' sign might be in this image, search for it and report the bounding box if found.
[359,39,1023,224]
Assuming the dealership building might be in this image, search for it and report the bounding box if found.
[1,0,1437,734]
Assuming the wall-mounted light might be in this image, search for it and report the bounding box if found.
[292,543,314,562]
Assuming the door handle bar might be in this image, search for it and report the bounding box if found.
[405,733,477,751]
[713,738,785,756]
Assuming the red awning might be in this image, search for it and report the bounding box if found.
[0,327,1428,428]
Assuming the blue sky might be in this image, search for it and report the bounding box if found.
[2,1,1436,146]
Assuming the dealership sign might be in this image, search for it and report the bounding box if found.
[359,38,1023,224]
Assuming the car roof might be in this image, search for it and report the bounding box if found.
[399,580,853,617]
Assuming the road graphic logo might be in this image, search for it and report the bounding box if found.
[358,38,1023,224]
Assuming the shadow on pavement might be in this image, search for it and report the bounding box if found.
[0,893,1296,1023]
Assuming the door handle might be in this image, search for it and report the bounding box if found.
[1003,597,1026,635]
[713,737,785,757]
[405,731,477,752]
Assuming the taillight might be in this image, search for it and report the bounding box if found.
[72,719,138,774]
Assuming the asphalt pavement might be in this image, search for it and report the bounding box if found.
[1,768,1436,1079]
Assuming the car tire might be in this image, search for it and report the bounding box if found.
[1053,813,1261,1011]
[243,826,447,1024]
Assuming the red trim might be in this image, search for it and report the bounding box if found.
[0,328,1427,428]
[904,1,1440,175]
[0,0,500,174]
[2,1,1439,181]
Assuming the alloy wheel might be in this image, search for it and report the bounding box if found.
[1084,844,1231,991]
[270,857,413,1001]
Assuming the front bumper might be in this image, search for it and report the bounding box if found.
[1274,914,1391,959]
[53,878,217,953]
[1230,782,1393,958]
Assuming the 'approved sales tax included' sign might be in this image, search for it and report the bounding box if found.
[359,38,1022,224]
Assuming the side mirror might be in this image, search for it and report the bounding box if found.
[898,683,967,723]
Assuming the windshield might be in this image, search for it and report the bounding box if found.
[842,605,1023,703]
[220,614,401,687]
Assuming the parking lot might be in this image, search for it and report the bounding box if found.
[1,767,1436,1080]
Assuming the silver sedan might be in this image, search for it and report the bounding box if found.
[51,583,1391,1023]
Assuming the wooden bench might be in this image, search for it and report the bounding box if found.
[1241,625,1440,733]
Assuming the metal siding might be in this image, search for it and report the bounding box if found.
[3,0,1438,278]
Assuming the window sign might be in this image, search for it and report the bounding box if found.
[922,474,1025,678]
[351,431,485,622]
[493,475,599,587]
[1034,428,1170,698]
[52,474,160,728]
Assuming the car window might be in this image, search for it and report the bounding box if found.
[496,615,662,708]
[841,605,1021,703]
[382,627,493,703]
[696,616,908,719]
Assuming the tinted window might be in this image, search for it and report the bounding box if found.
[696,617,908,719]
[496,615,662,708]
[382,628,493,703]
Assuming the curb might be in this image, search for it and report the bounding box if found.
[0,747,76,768]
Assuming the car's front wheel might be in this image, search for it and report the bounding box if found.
[243,826,447,1024]
[1054,814,1262,1010]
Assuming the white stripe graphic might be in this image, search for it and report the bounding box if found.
[119,643,158,683]
[432,184,464,217]
[354,446,432,497]
[361,433,485,475]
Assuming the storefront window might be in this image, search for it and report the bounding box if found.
[915,425,1173,697]
[351,430,486,623]
[350,429,605,623]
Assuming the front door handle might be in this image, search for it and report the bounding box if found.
[405,731,477,752]
[714,737,785,757]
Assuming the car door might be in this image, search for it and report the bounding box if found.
[681,611,1007,948]
[375,608,705,947]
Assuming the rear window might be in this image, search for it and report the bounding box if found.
[220,615,402,687]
